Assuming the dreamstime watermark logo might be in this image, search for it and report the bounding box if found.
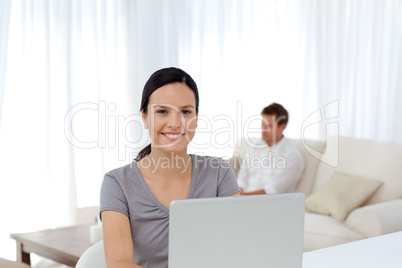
[64,100,340,167]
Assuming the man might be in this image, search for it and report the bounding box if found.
[238,103,305,195]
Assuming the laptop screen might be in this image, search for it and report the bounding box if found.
[169,193,305,268]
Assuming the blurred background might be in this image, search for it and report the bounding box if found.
[0,0,401,262]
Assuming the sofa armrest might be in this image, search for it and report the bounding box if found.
[345,199,402,237]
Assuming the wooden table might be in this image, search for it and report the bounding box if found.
[10,225,92,267]
[0,257,30,268]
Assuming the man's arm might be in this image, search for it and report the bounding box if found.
[240,189,266,195]
[263,153,305,194]
[240,152,305,195]
[236,160,249,190]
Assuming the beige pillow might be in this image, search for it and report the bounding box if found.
[306,172,383,221]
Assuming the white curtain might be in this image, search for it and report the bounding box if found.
[1,0,401,261]
[0,0,12,127]
[173,0,306,157]
[0,0,176,260]
[300,0,402,143]
[174,0,402,154]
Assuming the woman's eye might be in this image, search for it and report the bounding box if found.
[181,110,192,115]
[156,109,167,114]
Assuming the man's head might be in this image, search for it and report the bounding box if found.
[261,103,288,146]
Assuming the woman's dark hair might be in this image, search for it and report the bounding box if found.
[135,67,199,161]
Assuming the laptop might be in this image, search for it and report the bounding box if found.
[168,193,305,268]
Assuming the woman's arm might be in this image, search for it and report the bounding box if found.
[102,210,143,268]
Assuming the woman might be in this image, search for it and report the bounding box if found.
[100,67,240,268]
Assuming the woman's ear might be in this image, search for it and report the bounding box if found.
[142,110,149,129]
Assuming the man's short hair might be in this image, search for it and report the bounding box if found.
[261,103,289,126]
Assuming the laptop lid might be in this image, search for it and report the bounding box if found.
[168,193,305,268]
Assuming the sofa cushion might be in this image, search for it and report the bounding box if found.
[304,212,365,251]
[345,199,402,237]
[313,136,402,205]
[306,172,382,221]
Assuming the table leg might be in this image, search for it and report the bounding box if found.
[16,241,31,266]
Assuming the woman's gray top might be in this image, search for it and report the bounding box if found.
[100,155,240,268]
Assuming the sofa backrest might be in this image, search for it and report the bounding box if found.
[229,137,326,196]
[290,139,326,196]
[229,137,260,176]
[313,136,402,205]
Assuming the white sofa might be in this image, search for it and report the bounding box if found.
[229,136,402,251]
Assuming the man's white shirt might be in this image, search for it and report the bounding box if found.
[237,137,305,194]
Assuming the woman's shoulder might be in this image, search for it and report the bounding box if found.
[104,161,140,181]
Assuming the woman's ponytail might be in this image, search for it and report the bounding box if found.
[135,144,151,161]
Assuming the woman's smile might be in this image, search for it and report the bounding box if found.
[162,132,185,141]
